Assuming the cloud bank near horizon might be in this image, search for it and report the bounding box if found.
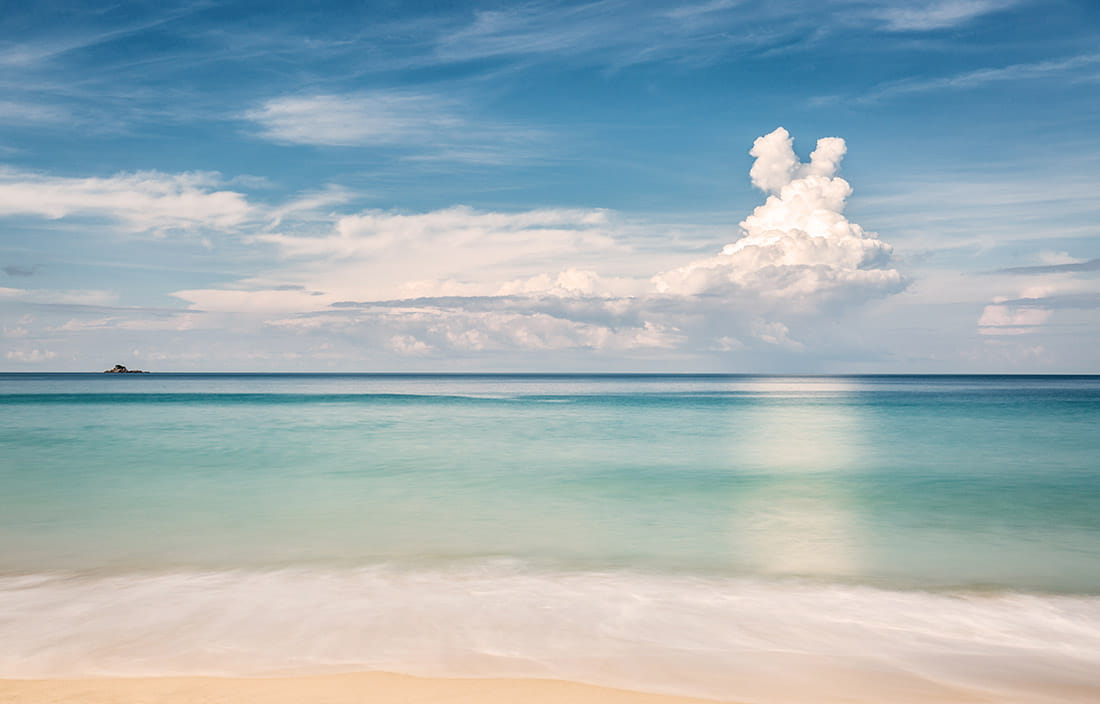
[157,127,909,361]
[3,123,1096,371]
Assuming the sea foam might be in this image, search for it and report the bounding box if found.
[2,563,1098,703]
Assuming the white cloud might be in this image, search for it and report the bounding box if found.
[274,307,683,354]
[496,268,602,297]
[494,268,647,298]
[232,206,627,306]
[875,0,1016,31]
[0,168,252,234]
[388,334,433,356]
[172,288,333,314]
[54,314,201,332]
[260,206,612,258]
[246,93,463,147]
[653,127,903,304]
[430,311,642,352]
[266,185,357,228]
[244,92,543,163]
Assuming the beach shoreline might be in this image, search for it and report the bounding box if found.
[0,672,728,704]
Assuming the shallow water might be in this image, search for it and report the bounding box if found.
[2,374,1099,702]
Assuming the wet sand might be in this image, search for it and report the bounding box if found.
[0,672,729,704]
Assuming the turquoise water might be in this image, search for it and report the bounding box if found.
[2,374,1099,702]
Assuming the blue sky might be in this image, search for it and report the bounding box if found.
[2,0,1099,371]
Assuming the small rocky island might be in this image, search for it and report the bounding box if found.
[103,364,149,374]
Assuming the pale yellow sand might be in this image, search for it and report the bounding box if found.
[0,672,728,704]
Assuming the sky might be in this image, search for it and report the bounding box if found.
[1,0,1099,372]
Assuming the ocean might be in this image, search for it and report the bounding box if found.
[2,374,1099,702]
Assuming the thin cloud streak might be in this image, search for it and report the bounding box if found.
[0,4,202,68]
[244,91,548,164]
[874,0,1019,32]
[994,259,1100,275]
[998,293,1100,309]
[819,52,1100,105]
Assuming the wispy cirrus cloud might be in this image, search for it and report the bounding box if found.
[818,52,1100,105]
[426,0,1015,69]
[0,0,1039,145]
[265,185,358,228]
[429,0,763,67]
[994,258,1100,275]
[245,93,463,147]
[0,6,193,68]
[244,91,546,164]
[873,0,1019,32]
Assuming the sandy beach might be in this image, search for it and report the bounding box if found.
[0,672,726,704]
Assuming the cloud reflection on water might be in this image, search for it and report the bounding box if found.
[728,377,866,578]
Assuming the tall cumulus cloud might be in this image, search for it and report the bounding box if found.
[653,127,904,305]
